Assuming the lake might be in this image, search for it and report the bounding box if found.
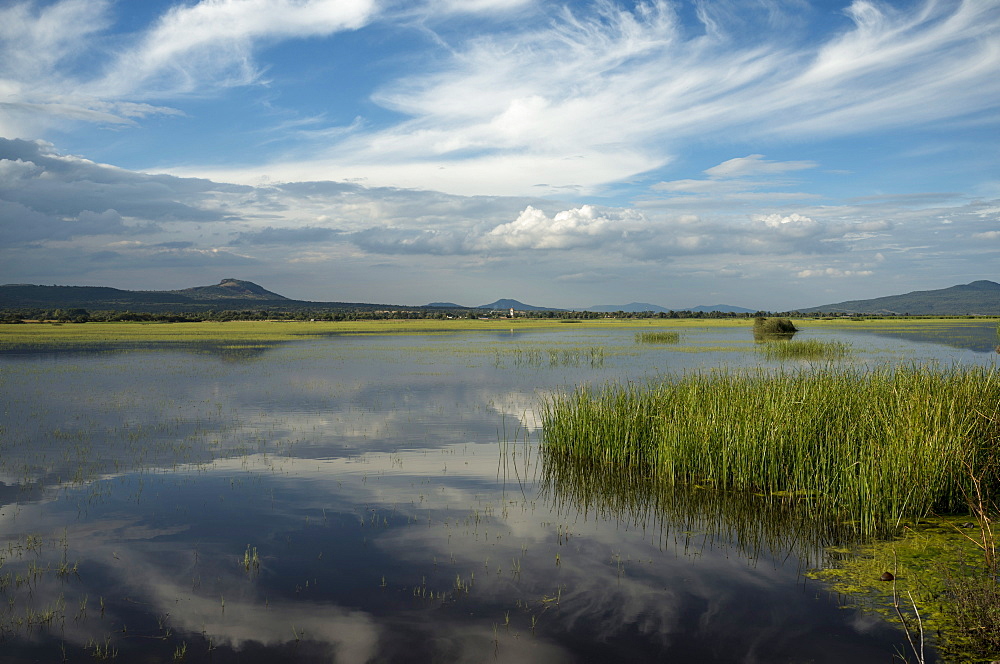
[0,320,996,662]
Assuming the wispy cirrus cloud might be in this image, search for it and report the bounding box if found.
[165,0,999,197]
[0,0,378,136]
[2,0,998,198]
[98,0,378,97]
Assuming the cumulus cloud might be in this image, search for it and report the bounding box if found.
[481,205,647,250]
[2,137,996,309]
[751,213,821,237]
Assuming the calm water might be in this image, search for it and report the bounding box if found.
[0,322,996,662]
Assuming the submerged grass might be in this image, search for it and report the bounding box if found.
[810,516,1000,662]
[494,346,606,368]
[757,339,853,360]
[542,365,1000,538]
[635,331,681,344]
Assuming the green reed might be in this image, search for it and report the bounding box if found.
[542,365,1000,537]
[635,331,681,344]
[757,339,852,360]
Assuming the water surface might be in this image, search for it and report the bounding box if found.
[1,322,995,662]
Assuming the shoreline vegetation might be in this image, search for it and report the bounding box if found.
[540,314,1000,661]
[541,364,1000,538]
[1,316,998,347]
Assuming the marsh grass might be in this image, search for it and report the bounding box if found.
[635,332,681,344]
[542,365,1000,537]
[940,573,1000,659]
[757,339,852,360]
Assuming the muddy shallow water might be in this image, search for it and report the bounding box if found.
[0,322,995,662]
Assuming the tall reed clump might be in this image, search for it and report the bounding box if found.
[541,365,1000,537]
[753,317,798,335]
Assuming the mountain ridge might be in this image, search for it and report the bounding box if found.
[2,279,998,316]
[478,298,563,312]
[797,280,1000,315]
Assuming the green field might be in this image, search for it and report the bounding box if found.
[0,317,756,346]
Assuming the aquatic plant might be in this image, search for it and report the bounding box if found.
[494,346,605,368]
[753,317,798,335]
[542,365,1000,537]
[635,331,680,344]
[757,339,852,360]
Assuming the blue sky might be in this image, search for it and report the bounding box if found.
[0,0,997,310]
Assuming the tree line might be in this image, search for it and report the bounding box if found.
[2,306,959,324]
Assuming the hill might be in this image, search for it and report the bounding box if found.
[425,302,465,308]
[799,280,1000,315]
[170,278,288,301]
[683,304,757,313]
[587,302,671,313]
[0,279,403,313]
[478,299,563,312]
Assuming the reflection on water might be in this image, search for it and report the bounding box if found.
[539,451,855,567]
[1,324,991,661]
[820,320,999,354]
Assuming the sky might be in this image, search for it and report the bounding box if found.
[0,0,998,311]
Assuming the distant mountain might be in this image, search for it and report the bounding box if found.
[478,299,563,312]
[0,279,404,313]
[585,302,756,313]
[685,304,757,313]
[587,302,671,313]
[0,283,186,308]
[425,302,465,308]
[798,280,1000,315]
[170,278,288,301]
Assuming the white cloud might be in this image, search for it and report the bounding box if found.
[481,204,647,250]
[751,212,820,237]
[424,0,535,15]
[100,0,378,96]
[796,268,874,278]
[650,154,820,205]
[704,155,817,179]
[2,138,997,309]
[3,0,998,197]
[0,0,378,136]
[290,0,999,195]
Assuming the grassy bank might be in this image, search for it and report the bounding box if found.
[542,365,1000,537]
